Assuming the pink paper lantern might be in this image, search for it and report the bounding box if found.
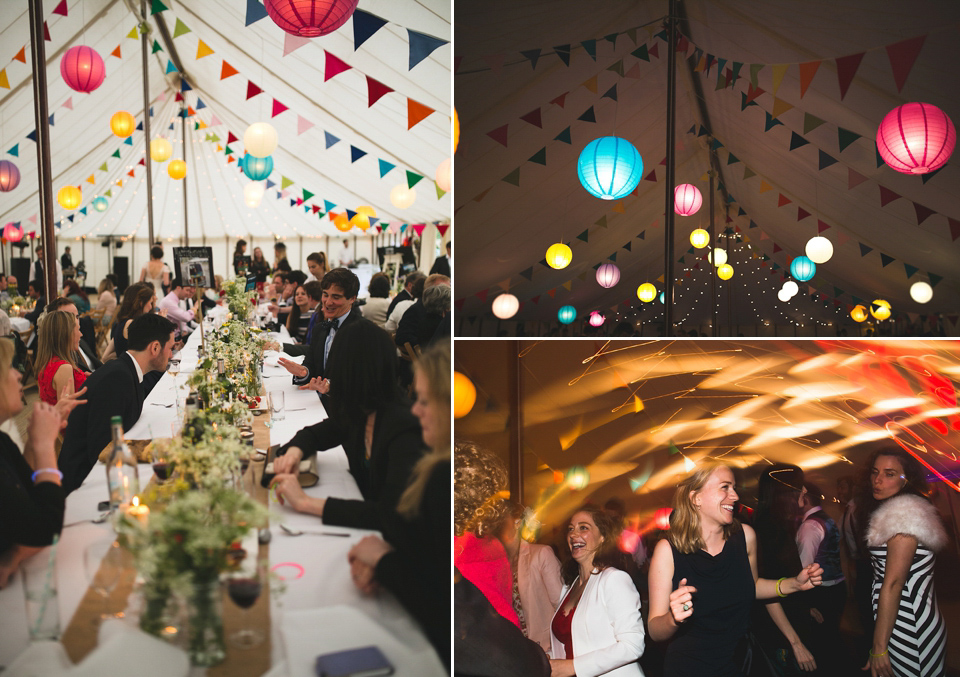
[3,223,23,242]
[595,262,621,288]
[876,102,955,174]
[0,160,20,192]
[264,0,359,37]
[588,312,605,327]
[60,46,105,93]
[674,183,702,216]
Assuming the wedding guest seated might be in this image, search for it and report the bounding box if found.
[36,310,86,406]
[394,274,450,351]
[102,282,156,361]
[269,320,426,530]
[306,251,328,282]
[0,276,9,303]
[58,313,176,494]
[270,270,307,325]
[22,279,45,326]
[386,270,424,319]
[286,280,319,343]
[62,279,90,313]
[95,277,118,323]
[361,273,392,327]
[384,274,424,334]
[7,275,19,297]
[46,297,101,372]
[158,277,196,337]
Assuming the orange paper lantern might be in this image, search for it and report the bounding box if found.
[168,160,187,179]
[110,111,135,138]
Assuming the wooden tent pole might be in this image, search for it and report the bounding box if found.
[28,0,56,302]
[181,103,188,246]
[140,0,155,246]
[709,171,717,336]
[663,0,678,336]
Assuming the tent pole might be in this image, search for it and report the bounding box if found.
[140,0,155,246]
[28,0,56,302]
[725,204,732,332]
[709,171,717,336]
[181,103,189,246]
[663,0,678,336]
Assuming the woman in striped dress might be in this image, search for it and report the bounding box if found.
[858,448,947,677]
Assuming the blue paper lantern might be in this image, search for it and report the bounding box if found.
[241,153,274,181]
[558,305,577,324]
[577,136,643,200]
[92,196,108,212]
[790,256,816,281]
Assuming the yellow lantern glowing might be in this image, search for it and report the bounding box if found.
[150,138,172,163]
[870,299,891,321]
[689,228,709,249]
[436,158,451,193]
[453,371,477,418]
[110,111,135,138]
[167,159,186,180]
[717,263,734,280]
[333,213,351,232]
[390,184,416,209]
[350,206,377,231]
[57,185,82,210]
[850,305,868,322]
[637,283,657,303]
[708,248,727,267]
[453,108,459,153]
[545,243,572,269]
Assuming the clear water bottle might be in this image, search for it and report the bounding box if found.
[105,416,139,509]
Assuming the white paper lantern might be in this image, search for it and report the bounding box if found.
[782,280,799,298]
[910,281,933,304]
[778,288,791,302]
[244,181,264,207]
[708,248,727,266]
[390,184,417,209]
[805,236,834,264]
[436,158,451,192]
[492,293,519,319]
[244,122,278,158]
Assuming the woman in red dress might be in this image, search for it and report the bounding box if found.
[35,310,86,406]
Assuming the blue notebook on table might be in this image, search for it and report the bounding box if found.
[315,646,394,677]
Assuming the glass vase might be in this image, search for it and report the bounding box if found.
[186,576,226,667]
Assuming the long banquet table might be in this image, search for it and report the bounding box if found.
[0,307,445,676]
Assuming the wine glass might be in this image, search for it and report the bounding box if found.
[151,442,172,484]
[84,539,124,623]
[226,560,266,648]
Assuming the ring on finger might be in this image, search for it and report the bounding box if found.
[682,603,690,612]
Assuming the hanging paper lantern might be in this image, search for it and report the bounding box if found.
[778,288,792,302]
[557,305,577,324]
[782,280,799,297]
[150,138,173,163]
[436,158,451,193]
[850,305,868,322]
[790,256,816,281]
[689,228,709,249]
[0,160,20,192]
[492,293,519,319]
[654,507,672,530]
[910,281,933,304]
[717,263,734,280]
[805,236,833,264]
[264,0,359,37]
[92,196,108,212]
[244,182,265,208]
[390,184,417,209]
[545,243,572,270]
[674,183,702,216]
[244,122,278,158]
[659,291,665,304]
[876,102,956,175]
[453,108,459,153]
[240,153,274,181]
[57,185,82,210]
[453,371,477,419]
[333,213,351,232]
[870,299,892,321]
[707,248,727,267]
[588,312,605,327]
[637,283,657,303]
[350,206,376,231]
[566,465,590,490]
[167,159,187,180]
[595,263,620,288]
[60,46,105,93]
[110,111,135,138]
[577,136,643,200]
[3,223,23,242]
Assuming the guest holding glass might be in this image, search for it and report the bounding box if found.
[647,461,823,677]
[35,311,86,406]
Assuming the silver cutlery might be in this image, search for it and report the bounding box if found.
[279,523,349,537]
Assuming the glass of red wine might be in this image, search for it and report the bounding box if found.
[151,443,171,484]
[226,559,266,649]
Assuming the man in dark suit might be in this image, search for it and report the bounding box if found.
[46,298,102,372]
[394,274,450,352]
[385,270,425,319]
[429,240,451,277]
[58,313,176,494]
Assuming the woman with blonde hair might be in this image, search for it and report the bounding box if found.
[95,278,117,322]
[36,310,86,406]
[647,461,823,677]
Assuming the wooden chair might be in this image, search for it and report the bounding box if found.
[15,326,35,382]
[401,341,422,363]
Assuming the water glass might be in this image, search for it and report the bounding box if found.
[21,546,60,641]
[269,390,285,421]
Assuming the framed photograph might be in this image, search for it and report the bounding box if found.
[173,247,215,288]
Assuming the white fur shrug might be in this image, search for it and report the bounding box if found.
[866,493,948,551]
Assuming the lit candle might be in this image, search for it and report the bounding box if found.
[128,496,150,526]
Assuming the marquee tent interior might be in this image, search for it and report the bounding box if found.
[0,0,450,289]
[454,1,960,337]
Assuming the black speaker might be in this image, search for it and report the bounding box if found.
[10,258,30,296]
[113,257,129,292]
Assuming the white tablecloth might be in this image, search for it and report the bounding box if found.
[10,317,30,334]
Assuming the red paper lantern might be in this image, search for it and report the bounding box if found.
[0,160,20,192]
[876,102,956,174]
[264,0,359,37]
[674,183,702,216]
[60,46,106,93]
[3,223,23,242]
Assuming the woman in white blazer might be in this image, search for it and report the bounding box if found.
[548,504,645,677]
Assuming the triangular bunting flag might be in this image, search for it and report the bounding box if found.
[837,127,860,152]
[98,162,108,172]
[582,39,597,60]
[520,267,533,281]
[350,146,367,163]
[487,125,508,147]
[727,152,740,165]
[110,45,121,59]
[880,253,895,267]
[759,180,772,193]
[407,29,448,70]
[324,131,340,149]
[817,220,830,233]
[271,99,288,117]
[220,61,238,79]
[644,170,657,182]
[743,166,756,180]
[859,243,873,257]
[798,61,821,98]
[376,159,394,177]
[818,150,838,170]
[771,97,793,118]
[196,39,214,59]
[407,99,434,129]
[528,148,547,165]
[13,47,25,63]
[324,51,352,81]
[282,33,309,56]
[173,18,190,37]
[246,81,262,99]
[366,76,394,106]
[886,35,926,92]
[835,52,865,99]
[165,60,178,74]
[904,264,919,279]
[929,273,942,287]
[554,127,572,144]
[878,186,901,207]
[913,202,935,224]
[151,40,163,54]
[764,112,783,132]
[789,132,809,151]
[554,44,571,66]
[150,0,167,15]
[578,106,596,123]
[632,44,649,62]
[111,149,120,158]
[296,115,314,136]
[502,168,521,186]
[324,200,336,213]
[352,9,388,50]
[520,49,542,69]
[520,108,542,128]
[803,113,825,135]
[406,171,424,189]
[797,207,811,221]
[0,70,9,90]
[126,26,139,40]
[302,189,314,202]
[226,131,239,145]
[848,168,868,189]
[281,176,294,189]
[245,0,268,25]
[777,193,791,207]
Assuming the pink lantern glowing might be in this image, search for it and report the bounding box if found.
[674,183,702,216]
[654,507,672,530]
[876,102,955,174]
[595,263,621,288]
[264,0,359,37]
[60,46,106,93]
[588,312,605,327]
[0,160,20,192]
[3,223,23,242]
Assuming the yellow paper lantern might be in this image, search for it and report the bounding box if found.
[453,108,459,153]
[150,138,172,163]
[545,243,572,269]
[110,111,135,138]
[57,185,82,210]
[333,213,351,232]
[168,159,186,180]
[717,263,734,280]
[637,283,657,303]
[870,299,891,321]
[850,305,868,322]
[350,206,377,231]
[390,184,416,209]
[453,371,477,418]
[436,158,451,192]
[689,228,709,249]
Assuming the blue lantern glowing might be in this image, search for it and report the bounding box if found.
[92,196,108,212]
[241,153,274,181]
[558,305,577,324]
[790,256,816,282]
[577,137,643,200]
